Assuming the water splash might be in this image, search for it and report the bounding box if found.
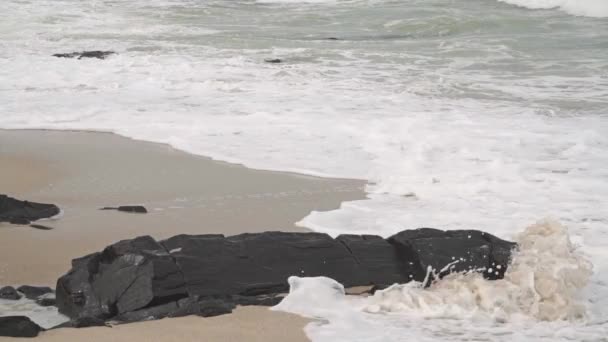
[274,220,602,341]
[365,220,593,322]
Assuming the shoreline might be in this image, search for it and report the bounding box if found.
[1,128,363,181]
[0,129,366,285]
[0,129,367,341]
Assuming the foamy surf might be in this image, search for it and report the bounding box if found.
[497,0,608,17]
[1,0,606,340]
[0,297,69,329]
[274,220,605,341]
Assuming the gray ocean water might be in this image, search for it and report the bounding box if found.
[1,0,608,340]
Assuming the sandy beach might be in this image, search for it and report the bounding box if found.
[0,129,366,341]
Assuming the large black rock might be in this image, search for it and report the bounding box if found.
[0,316,43,338]
[56,228,516,326]
[0,195,60,225]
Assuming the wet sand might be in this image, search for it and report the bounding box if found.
[0,129,366,341]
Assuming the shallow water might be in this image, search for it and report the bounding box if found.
[0,0,607,340]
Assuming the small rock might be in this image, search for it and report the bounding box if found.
[36,293,56,307]
[0,316,43,338]
[100,205,148,214]
[17,285,53,300]
[0,286,21,300]
[53,51,116,60]
[264,58,282,64]
[0,195,60,224]
[30,224,54,230]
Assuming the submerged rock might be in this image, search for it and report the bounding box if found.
[0,286,21,300]
[0,195,60,225]
[53,51,116,60]
[0,316,43,338]
[55,228,515,327]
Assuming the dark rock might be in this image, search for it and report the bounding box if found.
[0,195,60,225]
[337,234,416,286]
[115,296,237,323]
[0,286,21,300]
[115,300,180,322]
[0,316,43,338]
[387,228,516,284]
[17,285,53,300]
[100,206,148,214]
[161,232,362,297]
[196,298,235,317]
[52,317,108,329]
[30,224,54,230]
[36,293,56,307]
[53,51,116,60]
[264,58,282,64]
[231,294,283,307]
[56,236,186,320]
[56,229,516,326]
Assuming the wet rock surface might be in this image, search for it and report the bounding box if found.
[0,195,60,225]
[55,228,515,327]
[0,316,43,338]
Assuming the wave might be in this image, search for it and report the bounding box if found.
[498,0,608,17]
[274,220,604,341]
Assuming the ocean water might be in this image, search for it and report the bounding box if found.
[1,0,607,340]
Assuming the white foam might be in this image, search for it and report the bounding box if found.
[0,0,607,339]
[274,220,606,341]
[0,297,69,329]
[498,0,608,17]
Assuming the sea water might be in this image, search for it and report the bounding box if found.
[0,0,607,340]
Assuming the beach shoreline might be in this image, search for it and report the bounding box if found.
[0,129,367,341]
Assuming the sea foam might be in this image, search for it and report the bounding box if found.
[498,0,608,17]
[274,220,602,341]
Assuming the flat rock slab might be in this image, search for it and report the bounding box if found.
[55,228,516,327]
[0,195,60,225]
[0,316,43,338]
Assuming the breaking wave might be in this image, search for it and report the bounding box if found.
[498,0,608,17]
[274,220,602,341]
[364,220,592,322]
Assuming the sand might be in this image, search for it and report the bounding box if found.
[0,129,366,341]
